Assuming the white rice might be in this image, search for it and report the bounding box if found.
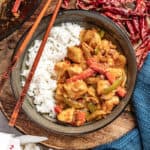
[21,23,83,118]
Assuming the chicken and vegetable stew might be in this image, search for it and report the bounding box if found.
[54,28,127,126]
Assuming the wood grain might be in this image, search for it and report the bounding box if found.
[0,0,136,149]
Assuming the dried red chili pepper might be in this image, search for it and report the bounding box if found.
[116,21,127,32]
[136,37,149,57]
[132,17,140,32]
[132,34,141,43]
[139,16,149,41]
[103,6,130,16]
[62,0,70,7]
[136,37,150,69]
[97,0,120,7]
[12,0,22,13]
[126,20,135,35]
[126,20,139,43]
[146,1,150,13]
[104,12,130,21]
[134,0,147,15]
[76,0,97,10]
[98,0,135,7]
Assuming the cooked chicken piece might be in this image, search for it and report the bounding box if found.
[87,86,96,97]
[86,110,106,122]
[81,42,93,59]
[89,31,101,48]
[101,91,115,100]
[97,80,110,95]
[95,53,115,66]
[107,56,115,66]
[102,96,120,113]
[55,61,70,81]
[107,68,124,79]
[80,30,87,41]
[80,61,88,70]
[108,49,119,59]
[67,64,83,77]
[57,108,75,123]
[67,46,84,63]
[82,29,101,46]
[115,54,127,67]
[55,84,64,102]
[85,96,99,104]
[97,39,110,52]
[81,29,96,43]
[63,80,87,99]
[86,77,99,85]
[93,53,104,63]
[107,41,117,49]
[80,29,101,49]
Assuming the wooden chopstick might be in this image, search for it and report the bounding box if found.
[0,0,52,94]
[9,0,62,127]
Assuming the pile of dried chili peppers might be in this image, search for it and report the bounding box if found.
[62,0,150,70]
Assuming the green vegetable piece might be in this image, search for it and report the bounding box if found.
[95,48,99,54]
[99,30,105,39]
[88,103,96,113]
[103,77,123,94]
[64,98,84,109]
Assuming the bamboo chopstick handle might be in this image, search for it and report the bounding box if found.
[9,0,62,127]
[0,0,52,94]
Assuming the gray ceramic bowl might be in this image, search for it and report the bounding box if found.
[11,10,137,135]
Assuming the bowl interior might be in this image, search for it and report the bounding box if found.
[11,10,137,135]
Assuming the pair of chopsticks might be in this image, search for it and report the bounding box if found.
[4,0,62,127]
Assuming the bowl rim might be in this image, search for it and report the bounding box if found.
[11,10,137,135]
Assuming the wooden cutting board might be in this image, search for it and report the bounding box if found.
[0,0,136,149]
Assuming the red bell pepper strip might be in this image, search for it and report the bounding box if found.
[12,0,22,13]
[87,58,106,74]
[117,87,127,98]
[66,68,95,83]
[54,105,62,114]
[105,71,116,84]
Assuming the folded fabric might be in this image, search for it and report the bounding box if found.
[94,53,150,150]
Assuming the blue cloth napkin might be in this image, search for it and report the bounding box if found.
[94,53,150,150]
